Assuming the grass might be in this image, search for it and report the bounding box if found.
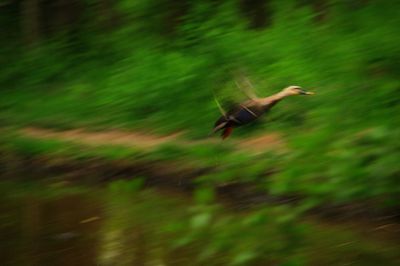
[0,0,399,222]
[1,2,399,265]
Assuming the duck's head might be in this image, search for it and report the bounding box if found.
[282,85,315,96]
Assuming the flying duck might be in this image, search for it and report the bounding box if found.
[212,86,314,139]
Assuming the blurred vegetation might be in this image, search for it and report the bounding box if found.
[1,0,399,209]
[0,0,399,264]
[0,180,399,265]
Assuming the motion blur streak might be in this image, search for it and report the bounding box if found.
[0,1,399,265]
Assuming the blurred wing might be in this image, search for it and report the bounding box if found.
[233,70,258,99]
[212,70,258,117]
[213,93,226,117]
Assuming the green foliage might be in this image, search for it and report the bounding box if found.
[108,178,145,194]
[271,126,400,207]
[0,0,399,221]
[1,2,400,265]
[99,186,399,265]
[1,181,398,265]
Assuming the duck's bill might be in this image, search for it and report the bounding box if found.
[300,90,315,95]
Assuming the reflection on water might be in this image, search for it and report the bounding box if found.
[0,190,102,266]
[0,180,399,266]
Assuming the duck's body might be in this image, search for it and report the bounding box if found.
[212,86,314,139]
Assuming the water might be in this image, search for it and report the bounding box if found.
[0,180,399,266]
[0,186,102,266]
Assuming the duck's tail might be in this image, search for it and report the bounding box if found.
[210,119,234,140]
[221,127,233,139]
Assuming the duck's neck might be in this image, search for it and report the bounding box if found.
[259,91,290,106]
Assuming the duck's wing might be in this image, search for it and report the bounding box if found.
[233,102,265,125]
[235,73,258,100]
[211,101,265,137]
[212,104,243,134]
[220,100,263,126]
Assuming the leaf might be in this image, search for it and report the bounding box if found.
[194,187,215,204]
[191,213,212,229]
[230,251,257,266]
